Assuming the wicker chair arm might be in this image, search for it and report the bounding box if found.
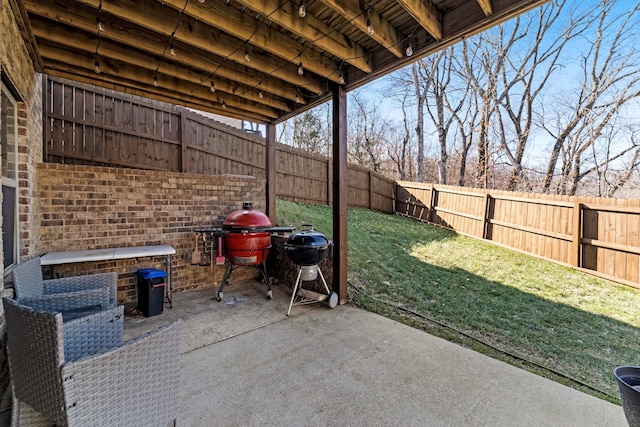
[61,320,182,427]
[18,287,114,313]
[45,272,118,305]
[62,305,124,362]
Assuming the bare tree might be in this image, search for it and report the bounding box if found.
[541,0,640,194]
[411,62,430,182]
[387,90,413,180]
[347,92,390,172]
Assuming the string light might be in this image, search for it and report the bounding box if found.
[298,60,304,76]
[97,16,105,33]
[258,90,264,99]
[366,9,374,36]
[295,92,301,103]
[338,70,345,85]
[170,43,176,56]
[405,42,413,57]
[153,74,159,87]
[222,100,227,109]
[244,49,251,62]
[298,1,306,18]
[197,0,205,3]
[94,60,101,74]
[210,81,216,93]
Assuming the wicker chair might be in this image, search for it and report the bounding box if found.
[11,257,117,318]
[3,298,182,427]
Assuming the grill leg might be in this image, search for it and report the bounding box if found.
[217,263,233,301]
[258,261,272,299]
[287,267,303,316]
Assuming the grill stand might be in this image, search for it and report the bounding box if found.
[217,260,272,301]
[286,266,338,316]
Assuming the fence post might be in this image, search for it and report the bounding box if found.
[481,192,490,240]
[179,109,188,173]
[393,181,397,214]
[369,171,374,210]
[572,202,582,267]
[427,185,436,223]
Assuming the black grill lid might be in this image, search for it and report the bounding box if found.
[284,224,329,250]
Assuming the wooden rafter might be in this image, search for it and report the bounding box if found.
[319,0,405,58]
[477,0,494,16]
[396,0,443,41]
[235,0,372,73]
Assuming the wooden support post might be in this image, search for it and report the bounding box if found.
[332,84,348,304]
[179,109,188,173]
[265,123,276,223]
[327,160,333,206]
[572,202,582,267]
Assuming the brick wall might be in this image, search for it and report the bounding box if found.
[37,163,266,305]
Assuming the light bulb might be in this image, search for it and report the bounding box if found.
[170,43,176,56]
[197,0,205,3]
[367,19,374,36]
[210,81,216,93]
[222,101,227,109]
[298,62,304,76]
[153,75,159,87]
[258,90,264,99]
[338,72,345,85]
[405,43,413,57]
[295,93,301,103]
[245,51,251,62]
[97,17,105,33]
[94,60,101,74]
[298,3,306,18]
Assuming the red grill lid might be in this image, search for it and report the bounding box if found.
[223,202,272,230]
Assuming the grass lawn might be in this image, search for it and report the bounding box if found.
[276,199,640,403]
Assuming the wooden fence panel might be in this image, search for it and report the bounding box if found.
[396,182,640,289]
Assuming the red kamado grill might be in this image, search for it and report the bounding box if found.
[216,202,275,301]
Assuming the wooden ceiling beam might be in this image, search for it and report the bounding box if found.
[236,0,372,73]
[38,43,281,119]
[396,0,443,40]
[318,0,405,58]
[158,0,342,84]
[23,0,312,101]
[29,18,294,112]
[477,0,493,16]
[45,67,273,123]
[60,0,324,94]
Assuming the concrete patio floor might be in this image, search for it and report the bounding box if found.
[124,280,627,427]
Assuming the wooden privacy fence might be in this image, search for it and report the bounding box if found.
[43,76,394,213]
[395,181,640,289]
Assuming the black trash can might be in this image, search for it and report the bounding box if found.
[136,268,167,317]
